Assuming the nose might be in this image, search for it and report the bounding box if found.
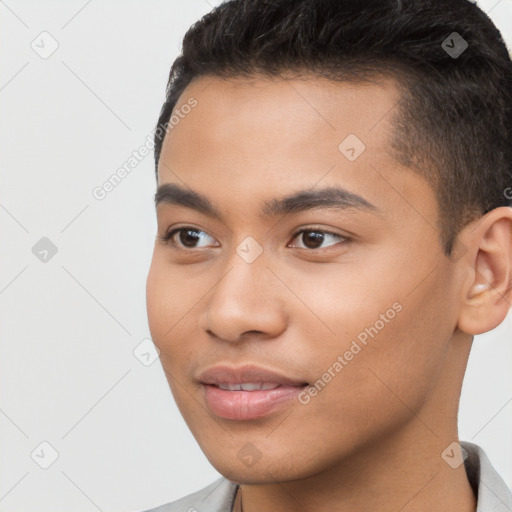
[198,250,288,343]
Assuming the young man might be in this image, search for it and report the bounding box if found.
[144,0,512,510]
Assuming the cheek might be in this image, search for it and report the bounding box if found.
[291,259,452,425]
[146,254,199,343]
[146,254,208,400]
[146,266,171,344]
[348,305,449,412]
[146,260,195,406]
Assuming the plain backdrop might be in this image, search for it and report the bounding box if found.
[0,1,511,511]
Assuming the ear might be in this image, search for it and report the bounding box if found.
[457,206,512,335]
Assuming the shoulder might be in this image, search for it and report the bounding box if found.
[141,477,239,512]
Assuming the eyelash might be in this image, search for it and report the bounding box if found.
[158,226,349,251]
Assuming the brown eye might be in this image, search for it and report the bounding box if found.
[289,228,347,250]
[160,227,218,249]
[177,229,202,248]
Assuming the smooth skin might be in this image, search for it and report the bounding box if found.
[146,74,512,512]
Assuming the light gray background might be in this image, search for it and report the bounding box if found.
[0,1,511,511]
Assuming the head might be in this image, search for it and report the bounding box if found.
[146,0,512,484]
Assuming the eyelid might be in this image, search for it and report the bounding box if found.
[290,225,348,240]
[158,225,218,249]
[159,224,351,251]
[288,225,350,249]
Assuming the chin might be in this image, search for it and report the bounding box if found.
[201,447,321,485]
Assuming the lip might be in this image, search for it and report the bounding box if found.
[198,364,309,420]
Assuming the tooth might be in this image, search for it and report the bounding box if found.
[240,383,261,391]
[216,382,281,391]
[260,383,280,390]
[217,383,230,390]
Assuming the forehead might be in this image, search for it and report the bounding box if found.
[157,74,438,229]
[163,73,401,159]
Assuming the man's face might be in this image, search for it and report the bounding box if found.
[146,74,465,482]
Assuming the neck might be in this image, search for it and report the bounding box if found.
[236,425,476,512]
[236,334,476,512]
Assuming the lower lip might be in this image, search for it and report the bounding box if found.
[202,384,306,420]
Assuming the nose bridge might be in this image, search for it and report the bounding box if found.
[201,237,286,341]
[217,234,269,299]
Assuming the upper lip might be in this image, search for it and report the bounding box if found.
[198,364,308,387]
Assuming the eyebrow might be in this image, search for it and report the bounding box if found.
[154,182,381,220]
